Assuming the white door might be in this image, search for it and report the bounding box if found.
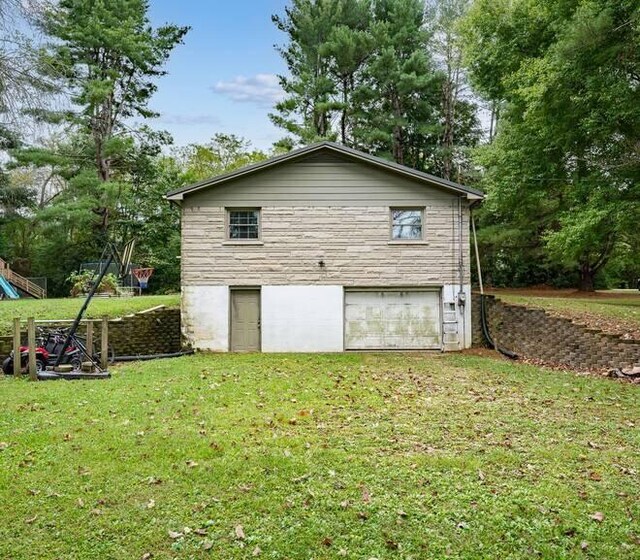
[344,290,441,350]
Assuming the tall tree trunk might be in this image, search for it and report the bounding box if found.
[578,263,596,292]
[391,92,404,164]
[340,76,348,144]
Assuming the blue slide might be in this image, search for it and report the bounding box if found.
[0,275,19,299]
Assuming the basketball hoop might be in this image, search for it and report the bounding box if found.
[132,268,154,289]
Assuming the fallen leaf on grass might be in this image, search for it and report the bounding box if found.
[581,541,588,550]
[202,540,213,550]
[235,524,245,540]
[588,472,602,481]
[322,537,333,547]
[590,512,604,523]
[146,499,155,509]
[25,514,38,524]
[186,460,199,468]
[0,442,9,450]
[141,553,152,560]
[587,441,600,449]
[252,546,261,556]
[194,528,207,536]
[478,470,485,481]
[361,486,371,503]
[168,530,183,540]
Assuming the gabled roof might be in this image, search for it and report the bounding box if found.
[165,141,484,201]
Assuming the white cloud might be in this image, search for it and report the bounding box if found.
[212,73,284,106]
[154,113,221,126]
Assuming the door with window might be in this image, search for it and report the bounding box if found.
[230,288,261,352]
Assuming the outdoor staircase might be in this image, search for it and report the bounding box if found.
[0,258,46,299]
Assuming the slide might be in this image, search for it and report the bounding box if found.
[0,275,20,299]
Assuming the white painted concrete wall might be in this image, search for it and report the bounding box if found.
[262,285,344,352]
[442,283,472,350]
[182,285,229,351]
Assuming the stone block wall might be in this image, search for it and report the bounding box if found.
[472,294,640,370]
[0,305,183,360]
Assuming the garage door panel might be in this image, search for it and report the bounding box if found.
[345,290,441,350]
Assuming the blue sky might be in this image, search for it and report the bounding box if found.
[146,1,290,150]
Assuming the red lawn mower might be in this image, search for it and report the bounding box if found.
[2,327,89,375]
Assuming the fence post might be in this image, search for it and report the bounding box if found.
[86,321,93,361]
[27,317,37,381]
[101,316,109,370]
[13,317,21,376]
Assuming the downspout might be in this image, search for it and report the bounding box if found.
[471,207,517,360]
[457,197,466,347]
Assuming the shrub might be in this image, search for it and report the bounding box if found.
[67,270,118,297]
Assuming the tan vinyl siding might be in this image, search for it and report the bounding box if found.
[182,154,460,207]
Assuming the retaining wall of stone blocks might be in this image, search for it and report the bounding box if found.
[472,294,640,370]
[0,305,182,359]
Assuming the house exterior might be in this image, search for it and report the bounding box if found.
[166,142,483,353]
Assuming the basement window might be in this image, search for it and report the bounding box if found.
[390,208,424,240]
[227,209,260,240]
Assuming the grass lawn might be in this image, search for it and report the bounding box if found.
[0,294,180,335]
[493,290,640,337]
[0,353,638,559]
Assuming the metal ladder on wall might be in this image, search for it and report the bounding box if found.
[442,300,460,349]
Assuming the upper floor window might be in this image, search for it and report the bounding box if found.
[390,208,423,240]
[227,209,260,240]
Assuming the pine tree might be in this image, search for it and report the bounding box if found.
[271,0,343,143]
[352,0,441,165]
[33,0,189,233]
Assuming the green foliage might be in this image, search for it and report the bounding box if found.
[0,1,188,296]
[271,0,481,176]
[174,133,269,184]
[463,0,640,290]
[66,269,118,297]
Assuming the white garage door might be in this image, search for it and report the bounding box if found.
[345,290,441,350]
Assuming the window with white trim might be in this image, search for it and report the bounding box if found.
[227,209,260,240]
[390,208,424,240]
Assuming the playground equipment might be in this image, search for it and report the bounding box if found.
[132,267,154,289]
[0,275,19,299]
[0,257,46,299]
